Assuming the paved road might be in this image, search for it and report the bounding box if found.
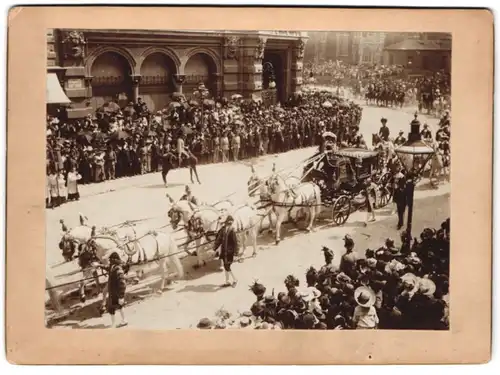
[46,104,447,329]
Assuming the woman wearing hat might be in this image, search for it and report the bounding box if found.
[352,286,379,329]
[213,215,238,287]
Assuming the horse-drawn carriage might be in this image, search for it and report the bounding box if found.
[302,147,392,226]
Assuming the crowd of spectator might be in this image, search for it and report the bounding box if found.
[46,89,362,208]
[196,219,450,330]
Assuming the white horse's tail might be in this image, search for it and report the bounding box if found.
[46,268,62,313]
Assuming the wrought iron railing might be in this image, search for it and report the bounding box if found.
[92,76,125,86]
[141,75,170,85]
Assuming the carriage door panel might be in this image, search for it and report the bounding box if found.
[338,160,348,181]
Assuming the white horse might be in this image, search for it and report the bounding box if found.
[265,170,322,244]
[80,229,184,313]
[58,216,104,303]
[45,265,62,314]
[58,215,93,261]
[218,203,261,260]
[428,145,448,187]
[247,169,276,234]
[166,195,234,268]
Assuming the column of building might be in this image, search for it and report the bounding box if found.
[58,30,93,118]
[238,36,266,100]
[222,35,240,98]
[290,38,306,94]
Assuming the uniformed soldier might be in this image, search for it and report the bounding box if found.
[393,171,408,230]
[420,124,433,142]
[394,130,407,146]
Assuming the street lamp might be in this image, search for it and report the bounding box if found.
[394,112,435,243]
[193,81,210,128]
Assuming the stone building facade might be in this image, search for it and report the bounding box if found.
[47,29,307,118]
[353,32,387,65]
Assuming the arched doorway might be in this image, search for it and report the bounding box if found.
[139,52,177,112]
[90,52,133,110]
[184,53,217,97]
[262,51,285,104]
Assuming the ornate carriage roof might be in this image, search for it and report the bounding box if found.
[334,148,379,159]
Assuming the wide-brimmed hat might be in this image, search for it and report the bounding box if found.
[354,286,376,308]
[401,272,420,293]
[419,277,437,297]
[385,259,406,274]
[300,287,322,302]
[336,272,352,284]
[197,317,214,329]
[366,257,378,268]
[407,252,422,265]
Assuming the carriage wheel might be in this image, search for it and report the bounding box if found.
[332,195,351,226]
[378,187,392,208]
[378,172,391,187]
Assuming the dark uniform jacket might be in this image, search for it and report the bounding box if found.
[108,264,126,303]
[214,225,239,262]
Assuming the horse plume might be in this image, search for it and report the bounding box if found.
[59,219,68,232]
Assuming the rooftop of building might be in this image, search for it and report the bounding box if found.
[53,29,308,39]
[384,38,451,51]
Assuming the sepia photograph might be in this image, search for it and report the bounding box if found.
[44,29,451,331]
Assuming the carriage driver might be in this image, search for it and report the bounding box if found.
[322,132,338,153]
[420,124,433,142]
[180,185,199,206]
[394,130,406,147]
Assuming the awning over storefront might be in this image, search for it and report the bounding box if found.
[46,73,71,105]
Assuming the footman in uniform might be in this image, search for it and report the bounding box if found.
[106,252,128,328]
[213,215,239,288]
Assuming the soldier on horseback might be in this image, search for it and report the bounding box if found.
[180,185,199,206]
[379,118,390,142]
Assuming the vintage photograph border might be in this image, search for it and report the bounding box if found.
[6,6,493,364]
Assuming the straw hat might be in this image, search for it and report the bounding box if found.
[354,286,376,308]
[419,277,437,297]
[197,317,214,329]
[401,273,420,294]
[300,287,322,302]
